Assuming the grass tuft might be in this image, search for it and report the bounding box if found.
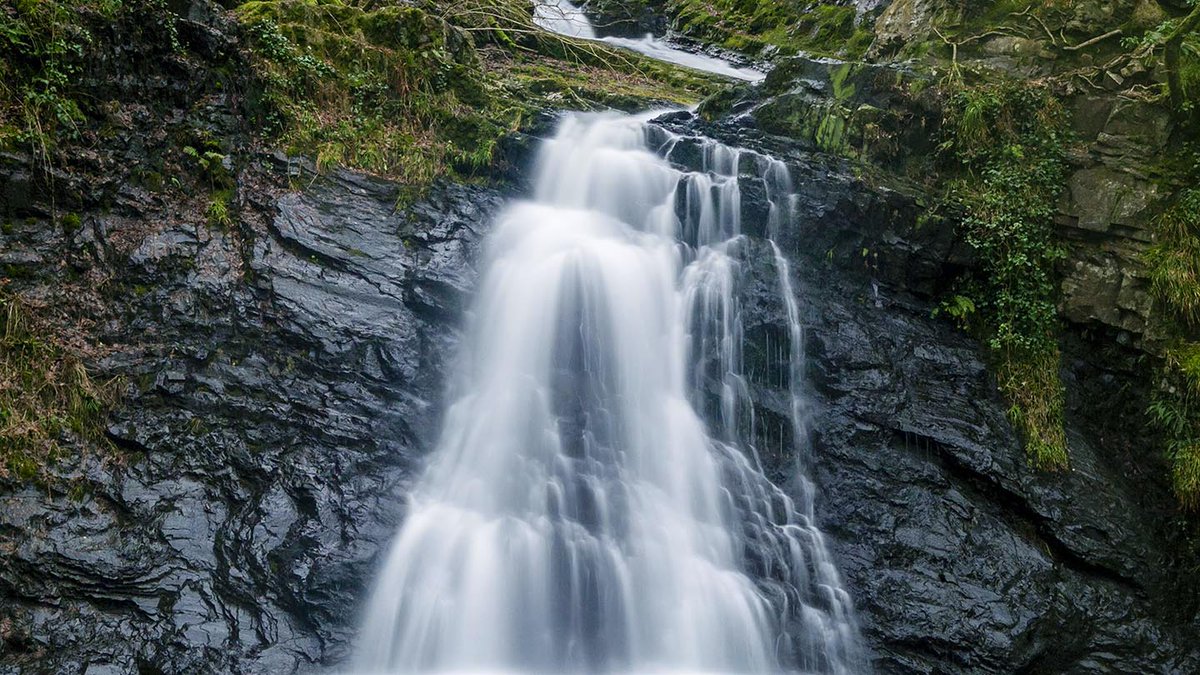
[0,291,120,484]
[997,345,1068,471]
[1147,188,1200,326]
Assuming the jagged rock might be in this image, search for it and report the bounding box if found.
[0,162,507,673]
[580,0,669,37]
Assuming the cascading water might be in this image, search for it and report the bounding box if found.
[354,109,863,674]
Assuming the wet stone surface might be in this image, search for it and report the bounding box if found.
[1,109,1198,673]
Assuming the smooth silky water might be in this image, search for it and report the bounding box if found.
[353,7,861,673]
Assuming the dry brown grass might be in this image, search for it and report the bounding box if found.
[0,290,120,484]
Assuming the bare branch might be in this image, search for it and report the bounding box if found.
[1063,29,1122,52]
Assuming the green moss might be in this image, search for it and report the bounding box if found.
[830,63,858,100]
[238,0,717,184]
[749,62,933,168]
[491,53,708,111]
[0,292,119,485]
[61,212,81,233]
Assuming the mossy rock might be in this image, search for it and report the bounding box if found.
[749,57,939,169]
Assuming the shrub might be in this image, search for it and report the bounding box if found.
[937,79,1071,470]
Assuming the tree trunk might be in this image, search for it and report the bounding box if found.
[1165,5,1200,119]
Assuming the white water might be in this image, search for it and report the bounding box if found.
[354,108,863,673]
[532,0,764,81]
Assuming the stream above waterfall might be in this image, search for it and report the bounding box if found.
[533,0,764,81]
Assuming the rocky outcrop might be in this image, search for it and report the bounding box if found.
[3,100,1199,673]
[0,154,505,673]
[1057,96,1170,343]
[581,0,669,37]
[2,2,1199,671]
[656,108,1200,673]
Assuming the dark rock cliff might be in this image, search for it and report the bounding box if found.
[0,149,506,672]
[2,3,1200,675]
[4,97,1198,671]
[657,107,1200,673]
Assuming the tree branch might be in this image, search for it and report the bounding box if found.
[1063,28,1122,52]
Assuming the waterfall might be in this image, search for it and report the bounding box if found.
[354,110,863,673]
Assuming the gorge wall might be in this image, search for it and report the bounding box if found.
[2,0,1200,673]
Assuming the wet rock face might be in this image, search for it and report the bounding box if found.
[0,158,506,673]
[790,271,1200,674]
[654,110,1200,673]
[2,101,1199,673]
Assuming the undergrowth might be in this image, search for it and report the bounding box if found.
[935,77,1071,471]
[236,0,719,186]
[0,291,119,485]
[238,0,507,183]
[3,0,718,192]
[1145,140,1200,509]
[0,0,101,159]
[0,0,179,164]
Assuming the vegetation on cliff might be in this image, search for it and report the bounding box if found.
[1124,2,1200,509]
[1147,157,1200,509]
[0,0,725,484]
[865,0,1200,491]
[1,0,716,183]
[0,0,179,161]
[936,79,1071,470]
[5,0,1200,509]
[0,290,119,484]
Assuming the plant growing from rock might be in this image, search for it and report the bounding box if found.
[0,290,119,484]
[1145,146,1200,509]
[936,78,1071,471]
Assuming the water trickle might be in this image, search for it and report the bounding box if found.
[355,110,863,674]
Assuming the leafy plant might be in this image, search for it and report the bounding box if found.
[206,190,233,228]
[0,0,89,162]
[0,0,181,162]
[936,79,1071,470]
[1148,345,1200,509]
[183,144,232,188]
[934,293,978,330]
